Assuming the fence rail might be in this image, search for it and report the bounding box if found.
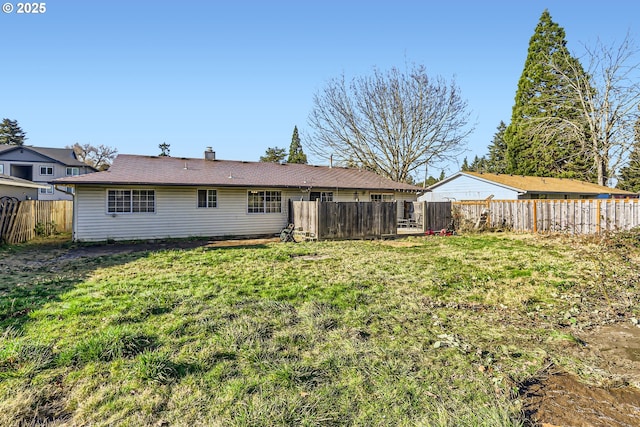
[0,199,72,244]
[453,199,640,234]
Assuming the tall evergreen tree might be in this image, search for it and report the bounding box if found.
[461,157,470,171]
[485,121,508,173]
[469,155,488,172]
[0,118,27,145]
[503,10,592,180]
[617,108,640,192]
[287,126,307,164]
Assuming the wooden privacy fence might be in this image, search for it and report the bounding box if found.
[291,200,397,240]
[454,199,640,234]
[422,201,453,231]
[0,199,72,244]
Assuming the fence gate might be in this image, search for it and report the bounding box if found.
[423,201,453,231]
[0,196,20,243]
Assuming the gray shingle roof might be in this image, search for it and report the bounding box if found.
[54,154,424,192]
[0,144,91,168]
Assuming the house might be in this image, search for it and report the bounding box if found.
[0,144,96,201]
[54,150,423,242]
[419,171,636,201]
[0,174,49,200]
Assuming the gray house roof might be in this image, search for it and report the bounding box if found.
[54,154,423,193]
[0,144,92,168]
[0,174,48,189]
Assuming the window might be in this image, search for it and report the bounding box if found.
[310,191,333,202]
[40,185,54,194]
[66,167,80,176]
[40,166,53,176]
[197,189,217,208]
[370,193,394,202]
[107,189,155,213]
[0,164,4,174]
[247,190,281,213]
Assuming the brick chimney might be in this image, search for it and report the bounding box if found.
[204,147,216,161]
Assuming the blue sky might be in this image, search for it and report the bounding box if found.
[2,0,638,176]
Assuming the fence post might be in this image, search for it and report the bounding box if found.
[532,200,538,233]
[596,199,602,234]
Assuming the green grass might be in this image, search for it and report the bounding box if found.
[0,232,638,426]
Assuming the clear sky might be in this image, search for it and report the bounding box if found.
[2,0,638,176]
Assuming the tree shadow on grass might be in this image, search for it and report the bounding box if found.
[0,237,274,331]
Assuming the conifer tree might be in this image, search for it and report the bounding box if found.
[260,147,286,163]
[158,142,170,156]
[617,109,640,192]
[461,157,470,171]
[485,121,508,173]
[504,10,592,180]
[287,126,308,164]
[0,118,27,145]
[617,144,640,193]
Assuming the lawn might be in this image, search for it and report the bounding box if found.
[0,232,638,426]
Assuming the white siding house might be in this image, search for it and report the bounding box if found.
[420,173,519,201]
[56,153,422,242]
[419,171,635,201]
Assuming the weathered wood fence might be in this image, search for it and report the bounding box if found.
[0,199,72,244]
[291,201,397,240]
[422,201,453,231]
[454,199,640,234]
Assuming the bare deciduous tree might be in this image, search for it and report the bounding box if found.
[306,64,473,183]
[69,143,118,171]
[536,34,640,186]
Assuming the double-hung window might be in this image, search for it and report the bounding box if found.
[40,185,54,194]
[310,191,333,201]
[107,189,155,213]
[247,190,281,213]
[197,189,217,208]
[370,193,394,202]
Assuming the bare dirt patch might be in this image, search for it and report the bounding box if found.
[523,370,640,427]
[522,322,640,426]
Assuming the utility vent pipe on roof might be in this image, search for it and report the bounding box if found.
[205,147,216,161]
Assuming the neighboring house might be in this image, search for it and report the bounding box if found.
[54,151,423,242]
[0,174,48,200]
[0,144,96,201]
[419,171,637,201]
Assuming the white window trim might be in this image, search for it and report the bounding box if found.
[66,167,80,176]
[371,193,395,202]
[197,189,218,208]
[247,190,282,214]
[40,166,54,176]
[39,184,54,194]
[0,164,4,174]
[106,189,156,214]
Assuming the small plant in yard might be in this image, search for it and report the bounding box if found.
[0,232,637,425]
[34,220,58,237]
[134,350,178,384]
